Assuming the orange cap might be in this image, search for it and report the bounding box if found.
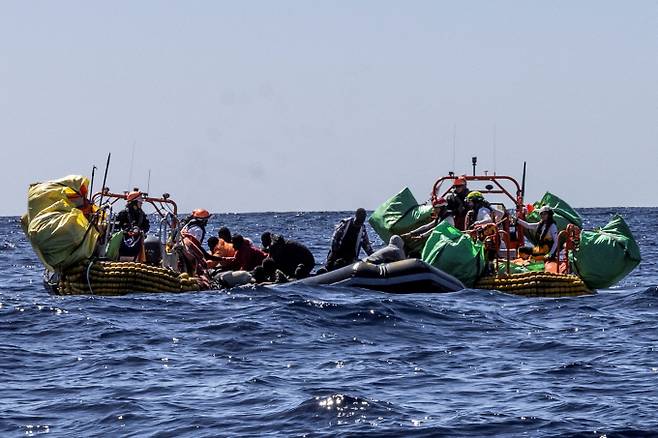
[453,177,466,186]
[192,208,211,219]
[126,191,142,202]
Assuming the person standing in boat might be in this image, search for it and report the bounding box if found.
[446,176,470,230]
[116,191,150,234]
[325,208,374,271]
[464,191,496,230]
[115,191,150,261]
[514,205,559,260]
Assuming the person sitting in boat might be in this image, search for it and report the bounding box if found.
[364,235,406,264]
[446,176,470,230]
[215,227,237,257]
[218,234,267,271]
[178,209,221,277]
[514,205,559,260]
[260,257,289,284]
[268,234,316,278]
[115,191,150,261]
[261,231,273,253]
[326,208,374,271]
[400,197,454,247]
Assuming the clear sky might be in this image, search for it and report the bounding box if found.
[1,1,656,215]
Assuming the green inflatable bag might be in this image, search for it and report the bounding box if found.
[369,187,433,248]
[572,214,641,289]
[421,221,486,287]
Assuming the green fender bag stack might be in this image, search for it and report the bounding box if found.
[369,187,433,254]
[421,221,486,287]
[572,214,641,289]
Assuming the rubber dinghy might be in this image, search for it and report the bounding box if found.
[292,259,464,293]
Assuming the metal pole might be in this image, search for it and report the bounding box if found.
[97,153,112,213]
[89,165,97,198]
[521,161,527,199]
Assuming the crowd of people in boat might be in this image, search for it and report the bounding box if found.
[112,176,560,286]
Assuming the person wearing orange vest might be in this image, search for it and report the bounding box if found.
[217,234,267,271]
[206,228,236,269]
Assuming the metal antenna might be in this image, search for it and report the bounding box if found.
[89,165,97,197]
[147,169,151,194]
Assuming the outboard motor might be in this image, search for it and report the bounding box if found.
[144,235,163,266]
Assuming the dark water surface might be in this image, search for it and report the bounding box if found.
[1,208,657,437]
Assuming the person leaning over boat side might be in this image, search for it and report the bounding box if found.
[218,234,267,271]
[268,234,316,278]
[364,235,406,264]
[325,208,374,271]
[514,205,559,260]
[400,197,454,246]
[177,209,221,276]
[206,227,236,269]
[463,191,503,230]
[115,191,150,260]
[446,176,470,230]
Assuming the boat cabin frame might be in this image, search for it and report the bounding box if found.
[91,188,181,267]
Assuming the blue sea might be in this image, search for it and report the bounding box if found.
[1,208,657,437]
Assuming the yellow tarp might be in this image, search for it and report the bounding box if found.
[22,175,99,271]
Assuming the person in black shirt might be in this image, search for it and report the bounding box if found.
[115,191,150,260]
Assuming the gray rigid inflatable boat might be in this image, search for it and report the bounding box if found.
[292,259,464,293]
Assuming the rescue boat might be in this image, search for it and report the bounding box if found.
[368,160,641,297]
[22,175,208,295]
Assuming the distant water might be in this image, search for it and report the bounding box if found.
[1,208,657,437]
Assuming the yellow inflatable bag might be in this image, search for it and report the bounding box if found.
[22,175,99,271]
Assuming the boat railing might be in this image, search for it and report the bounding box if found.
[496,229,512,275]
[556,224,581,275]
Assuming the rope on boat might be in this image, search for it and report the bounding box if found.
[86,260,95,295]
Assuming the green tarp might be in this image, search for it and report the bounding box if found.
[572,214,641,289]
[526,192,582,235]
[369,187,433,253]
[421,221,486,287]
[496,260,546,275]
